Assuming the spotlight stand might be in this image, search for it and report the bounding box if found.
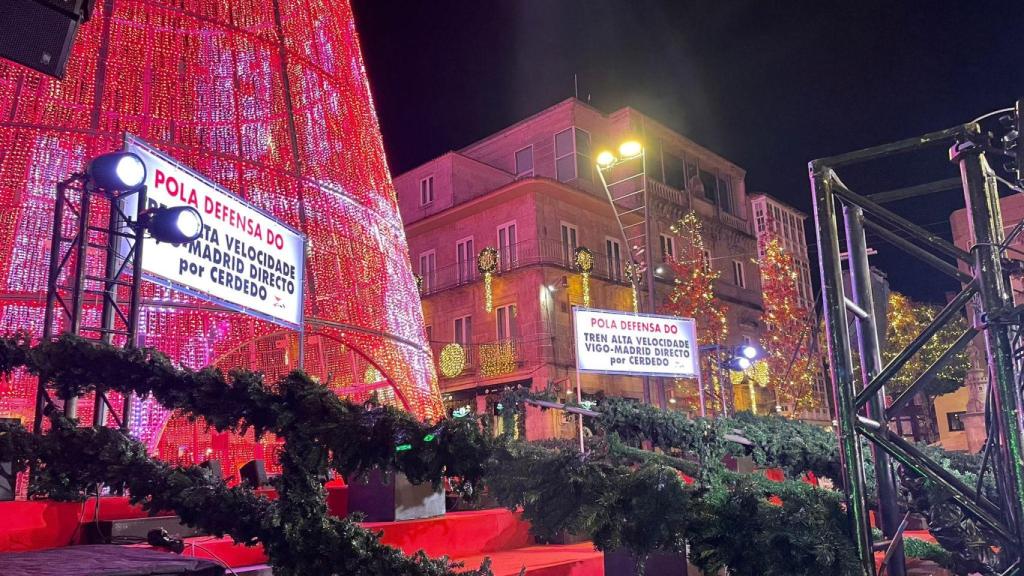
[34,167,149,434]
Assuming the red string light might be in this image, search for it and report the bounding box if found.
[0,0,441,479]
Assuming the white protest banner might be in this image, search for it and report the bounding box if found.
[573,308,698,378]
[121,135,306,329]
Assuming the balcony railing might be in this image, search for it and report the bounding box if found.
[419,239,629,296]
[430,338,524,380]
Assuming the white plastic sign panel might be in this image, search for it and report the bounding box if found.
[573,308,698,378]
[121,135,306,329]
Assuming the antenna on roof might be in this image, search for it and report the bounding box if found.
[573,73,578,99]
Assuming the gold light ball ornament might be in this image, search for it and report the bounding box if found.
[574,246,594,273]
[477,247,499,275]
[624,262,638,283]
[439,343,467,378]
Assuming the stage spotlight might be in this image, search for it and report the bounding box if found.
[143,206,204,244]
[88,152,146,191]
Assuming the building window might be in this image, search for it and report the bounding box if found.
[606,237,623,281]
[554,127,592,183]
[659,234,675,262]
[647,139,663,183]
[718,176,733,214]
[419,250,436,293]
[425,325,433,342]
[497,221,518,272]
[685,158,699,187]
[700,169,718,204]
[454,315,473,345]
[732,260,746,288]
[702,249,712,272]
[663,152,685,189]
[496,304,518,340]
[456,237,475,284]
[575,128,592,182]
[419,176,434,206]
[515,146,534,178]
[561,222,578,267]
[947,411,966,432]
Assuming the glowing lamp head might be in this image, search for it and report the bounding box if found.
[145,206,204,245]
[740,345,758,360]
[596,150,616,167]
[618,140,643,158]
[736,357,752,370]
[88,152,147,191]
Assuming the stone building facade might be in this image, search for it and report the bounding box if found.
[394,98,765,437]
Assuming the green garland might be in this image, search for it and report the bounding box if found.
[485,438,860,575]
[0,334,492,576]
[0,333,998,575]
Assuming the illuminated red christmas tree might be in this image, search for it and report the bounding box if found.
[757,234,820,416]
[0,0,441,477]
[661,211,728,412]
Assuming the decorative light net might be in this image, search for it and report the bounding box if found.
[0,0,442,479]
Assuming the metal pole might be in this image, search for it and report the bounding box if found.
[953,138,1024,545]
[64,187,93,420]
[122,185,148,433]
[844,205,906,576]
[640,150,664,409]
[35,181,69,434]
[696,350,707,417]
[571,307,584,452]
[811,163,876,575]
[93,193,123,427]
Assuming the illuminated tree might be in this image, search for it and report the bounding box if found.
[758,236,822,416]
[883,292,969,401]
[661,211,728,412]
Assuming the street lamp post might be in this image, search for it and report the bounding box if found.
[698,344,758,417]
[596,141,665,408]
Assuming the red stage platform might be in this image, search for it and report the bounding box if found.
[0,498,604,576]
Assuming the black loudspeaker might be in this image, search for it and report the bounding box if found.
[199,459,222,480]
[239,459,267,488]
[0,418,19,501]
[0,0,92,79]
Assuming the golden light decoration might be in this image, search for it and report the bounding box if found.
[624,262,640,313]
[477,247,499,313]
[730,361,770,415]
[414,274,423,294]
[439,343,467,378]
[479,340,518,376]
[363,366,383,384]
[574,246,594,307]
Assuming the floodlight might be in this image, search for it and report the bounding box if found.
[739,345,758,360]
[143,206,204,244]
[618,140,642,158]
[88,152,146,191]
[596,150,616,167]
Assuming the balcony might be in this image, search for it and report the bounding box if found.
[431,338,525,380]
[419,239,630,296]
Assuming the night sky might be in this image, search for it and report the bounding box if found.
[352,1,1024,303]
